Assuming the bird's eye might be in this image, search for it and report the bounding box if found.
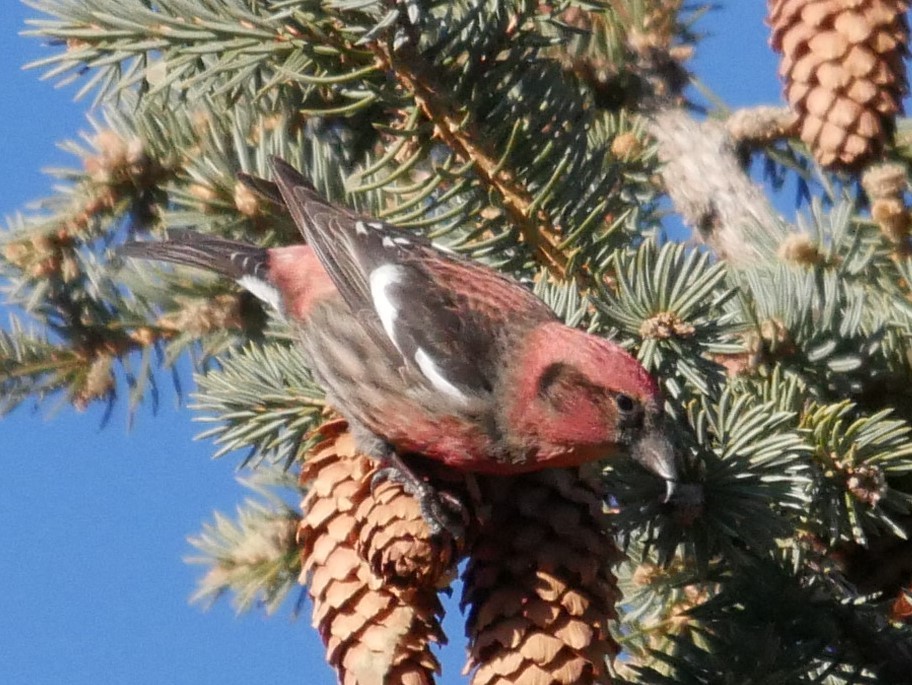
[616,393,636,414]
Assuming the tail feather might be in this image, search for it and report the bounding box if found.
[118,230,269,280]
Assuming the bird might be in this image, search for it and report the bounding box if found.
[120,156,677,532]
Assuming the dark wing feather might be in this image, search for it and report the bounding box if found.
[269,156,504,396]
[270,157,380,316]
[236,172,285,207]
[372,257,497,394]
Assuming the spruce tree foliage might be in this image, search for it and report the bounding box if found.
[5,1,912,682]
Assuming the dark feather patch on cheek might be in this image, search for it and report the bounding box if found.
[536,362,593,414]
[536,362,569,399]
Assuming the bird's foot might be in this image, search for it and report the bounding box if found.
[371,451,468,539]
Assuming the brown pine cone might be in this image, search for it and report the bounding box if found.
[356,473,464,591]
[769,0,910,170]
[297,421,448,685]
[462,467,622,685]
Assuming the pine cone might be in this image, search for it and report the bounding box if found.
[462,467,622,685]
[357,475,463,591]
[769,0,910,169]
[297,421,449,685]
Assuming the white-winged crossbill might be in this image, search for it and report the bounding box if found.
[121,157,676,528]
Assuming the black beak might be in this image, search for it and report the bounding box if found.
[630,429,678,502]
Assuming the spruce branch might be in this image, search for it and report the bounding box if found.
[648,107,787,265]
[632,557,908,684]
[734,200,912,402]
[609,384,812,570]
[22,0,381,107]
[725,106,797,148]
[11,1,912,681]
[188,469,303,615]
[612,550,719,678]
[371,41,574,279]
[801,402,912,546]
[192,341,326,468]
[596,240,741,400]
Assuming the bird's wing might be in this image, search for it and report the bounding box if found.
[236,171,285,207]
[269,156,553,402]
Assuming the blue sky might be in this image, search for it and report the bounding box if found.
[0,4,781,684]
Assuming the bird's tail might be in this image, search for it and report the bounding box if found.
[118,229,269,281]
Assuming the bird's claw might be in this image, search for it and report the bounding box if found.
[419,488,468,539]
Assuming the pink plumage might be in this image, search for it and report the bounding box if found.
[120,157,675,490]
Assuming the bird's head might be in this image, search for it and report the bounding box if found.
[508,322,677,497]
